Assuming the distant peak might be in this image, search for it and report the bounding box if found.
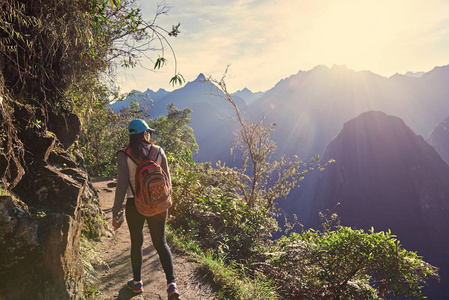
[331,64,348,70]
[404,71,425,78]
[195,73,206,82]
[311,65,330,72]
[237,87,251,93]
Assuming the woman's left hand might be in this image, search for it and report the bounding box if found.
[112,218,122,230]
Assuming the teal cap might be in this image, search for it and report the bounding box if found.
[128,119,155,135]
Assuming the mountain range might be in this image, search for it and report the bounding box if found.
[112,64,449,162]
[111,65,449,298]
[427,116,449,165]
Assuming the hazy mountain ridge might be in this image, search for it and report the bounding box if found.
[110,88,169,112]
[249,64,449,160]
[404,71,425,78]
[232,87,265,105]
[115,64,449,162]
[427,116,449,165]
[114,73,246,162]
[114,63,449,170]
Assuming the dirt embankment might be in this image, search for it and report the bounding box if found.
[92,179,216,300]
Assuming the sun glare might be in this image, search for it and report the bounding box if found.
[280,0,449,78]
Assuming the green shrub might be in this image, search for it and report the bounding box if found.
[168,150,278,261]
[266,226,439,299]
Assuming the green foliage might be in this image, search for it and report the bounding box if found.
[80,237,108,298]
[198,250,279,300]
[170,73,185,86]
[175,189,278,261]
[80,90,150,177]
[80,100,196,178]
[149,103,198,155]
[154,57,167,69]
[81,208,108,241]
[266,224,439,299]
[0,0,184,187]
[168,23,181,37]
[167,148,279,265]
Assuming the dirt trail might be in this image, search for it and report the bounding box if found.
[92,179,216,300]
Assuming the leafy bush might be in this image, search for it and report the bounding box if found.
[168,150,278,262]
[265,225,439,299]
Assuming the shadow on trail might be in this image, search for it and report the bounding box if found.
[114,286,145,300]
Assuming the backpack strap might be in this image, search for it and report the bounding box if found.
[152,146,162,164]
[155,147,161,162]
[120,147,139,165]
[119,147,137,197]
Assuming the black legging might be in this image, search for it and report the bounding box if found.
[125,198,175,284]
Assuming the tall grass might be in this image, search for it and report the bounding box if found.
[167,227,279,300]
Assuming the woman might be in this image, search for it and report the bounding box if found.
[112,119,180,299]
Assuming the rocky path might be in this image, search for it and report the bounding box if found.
[92,179,216,300]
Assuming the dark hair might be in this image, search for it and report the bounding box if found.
[128,131,154,161]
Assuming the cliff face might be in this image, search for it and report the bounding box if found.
[0,101,100,299]
[312,111,449,297]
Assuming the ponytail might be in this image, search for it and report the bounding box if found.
[128,132,152,160]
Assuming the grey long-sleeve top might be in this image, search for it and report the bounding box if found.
[112,145,171,219]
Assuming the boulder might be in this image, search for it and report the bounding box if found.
[13,164,86,215]
[0,195,84,299]
[20,127,56,161]
[3,164,89,299]
[47,112,82,150]
[0,196,40,275]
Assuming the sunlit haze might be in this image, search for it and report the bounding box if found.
[116,0,449,93]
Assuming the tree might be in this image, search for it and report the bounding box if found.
[149,103,198,156]
[80,91,151,177]
[208,71,332,210]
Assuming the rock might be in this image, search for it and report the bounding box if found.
[2,106,98,298]
[20,127,56,161]
[0,195,82,299]
[48,112,82,150]
[0,195,40,275]
[13,164,86,215]
[2,164,89,299]
[38,212,83,285]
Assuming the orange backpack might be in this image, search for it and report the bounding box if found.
[121,146,172,216]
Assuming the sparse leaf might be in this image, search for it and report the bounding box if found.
[154,57,167,70]
[170,73,185,86]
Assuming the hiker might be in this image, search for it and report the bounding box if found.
[112,119,180,299]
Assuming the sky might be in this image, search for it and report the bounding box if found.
[116,0,449,94]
